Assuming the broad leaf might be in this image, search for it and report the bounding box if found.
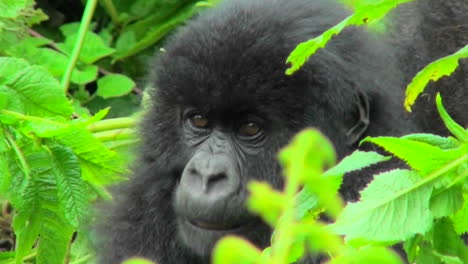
[332,169,433,243]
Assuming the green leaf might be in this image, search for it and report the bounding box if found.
[57,31,115,64]
[405,45,468,111]
[48,145,87,228]
[286,0,413,75]
[402,133,460,149]
[97,74,135,98]
[330,246,403,264]
[113,2,201,61]
[324,150,390,177]
[122,258,155,264]
[430,218,468,264]
[213,237,261,264]
[430,186,463,218]
[247,181,286,226]
[363,136,464,176]
[332,169,433,243]
[435,94,468,143]
[451,194,468,235]
[0,57,73,117]
[6,46,99,85]
[295,150,388,220]
[11,148,74,264]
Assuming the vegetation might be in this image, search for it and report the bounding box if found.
[0,0,466,263]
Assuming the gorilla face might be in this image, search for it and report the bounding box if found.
[173,108,271,255]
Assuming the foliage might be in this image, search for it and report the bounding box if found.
[404,45,468,111]
[214,97,467,264]
[285,0,414,75]
[0,0,215,263]
[214,0,468,263]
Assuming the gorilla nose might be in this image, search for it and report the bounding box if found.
[177,152,240,209]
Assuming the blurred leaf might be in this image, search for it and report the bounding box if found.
[122,258,155,264]
[330,246,403,264]
[247,182,286,226]
[113,1,201,61]
[213,237,261,264]
[97,74,135,99]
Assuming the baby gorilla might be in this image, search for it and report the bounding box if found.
[98,0,467,263]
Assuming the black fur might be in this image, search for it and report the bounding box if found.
[98,0,467,263]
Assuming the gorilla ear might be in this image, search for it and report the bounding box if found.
[346,91,370,145]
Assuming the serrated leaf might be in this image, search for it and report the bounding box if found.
[324,150,390,177]
[332,169,433,243]
[0,57,72,117]
[286,0,413,75]
[430,186,463,218]
[405,45,468,111]
[97,74,135,98]
[7,46,98,85]
[363,136,464,175]
[402,133,460,149]
[451,194,468,235]
[49,145,87,228]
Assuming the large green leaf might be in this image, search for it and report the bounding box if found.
[0,57,72,117]
[363,136,465,176]
[49,145,87,228]
[96,74,135,98]
[332,169,433,243]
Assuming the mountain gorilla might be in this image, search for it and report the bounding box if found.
[98,0,467,263]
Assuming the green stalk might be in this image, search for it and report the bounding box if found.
[4,129,30,179]
[61,0,99,92]
[93,128,135,142]
[87,117,136,132]
[99,0,120,26]
[271,175,301,264]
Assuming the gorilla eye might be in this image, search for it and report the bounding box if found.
[189,114,209,129]
[239,122,261,137]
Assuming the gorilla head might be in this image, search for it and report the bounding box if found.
[98,0,466,263]
[142,0,380,257]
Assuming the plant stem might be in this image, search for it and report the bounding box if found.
[93,128,135,141]
[87,117,136,132]
[99,0,120,26]
[4,129,30,179]
[61,0,99,92]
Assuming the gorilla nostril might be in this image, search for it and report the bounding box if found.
[207,173,226,185]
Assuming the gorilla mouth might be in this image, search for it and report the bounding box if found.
[188,219,243,231]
